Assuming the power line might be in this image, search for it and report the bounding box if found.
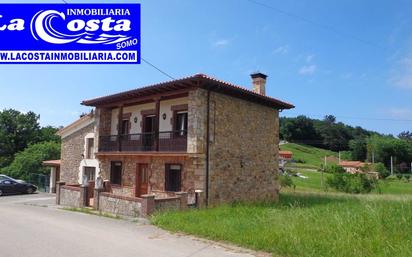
[60,0,175,80]
[141,58,175,80]
[284,113,412,122]
[246,0,386,50]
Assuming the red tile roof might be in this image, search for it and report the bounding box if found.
[42,160,61,167]
[82,73,294,109]
[339,161,365,168]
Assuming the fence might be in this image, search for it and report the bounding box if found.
[28,173,50,192]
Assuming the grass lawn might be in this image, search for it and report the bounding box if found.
[280,143,338,168]
[290,169,412,195]
[152,192,412,257]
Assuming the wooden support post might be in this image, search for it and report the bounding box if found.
[154,98,161,151]
[117,105,123,151]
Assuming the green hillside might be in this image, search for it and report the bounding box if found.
[280,143,338,169]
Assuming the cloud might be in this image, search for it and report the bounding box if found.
[213,39,230,47]
[390,56,412,89]
[273,45,289,55]
[341,72,353,79]
[387,107,412,119]
[306,54,315,63]
[299,64,317,75]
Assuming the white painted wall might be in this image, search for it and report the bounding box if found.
[49,167,56,194]
[159,97,188,132]
[110,97,187,135]
[77,132,100,184]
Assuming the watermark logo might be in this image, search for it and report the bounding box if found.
[0,4,140,64]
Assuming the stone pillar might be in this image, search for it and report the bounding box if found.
[93,188,104,210]
[56,182,65,205]
[176,192,188,210]
[141,194,155,218]
[195,190,205,208]
[79,185,89,208]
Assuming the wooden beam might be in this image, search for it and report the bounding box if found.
[97,89,192,108]
[117,105,123,151]
[154,98,161,151]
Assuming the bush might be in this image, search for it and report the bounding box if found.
[324,164,345,173]
[326,172,378,194]
[280,175,295,190]
[404,175,410,183]
[396,173,403,180]
[1,141,60,181]
[373,163,389,179]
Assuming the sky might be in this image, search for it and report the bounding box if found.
[0,0,412,135]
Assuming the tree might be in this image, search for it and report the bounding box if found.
[0,109,40,168]
[349,138,367,161]
[324,115,336,124]
[1,141,60,181]
[38,126,60,143]
[0,109,60,168]
[398,131,412,142]
[280,116,321,146]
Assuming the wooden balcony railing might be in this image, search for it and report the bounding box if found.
[99,131,187,152]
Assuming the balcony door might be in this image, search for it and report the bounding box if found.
[143,115,156,150]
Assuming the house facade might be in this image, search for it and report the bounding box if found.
[57,73,293,207]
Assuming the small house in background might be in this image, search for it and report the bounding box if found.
[338,161,365,174]
[279,150,293,169]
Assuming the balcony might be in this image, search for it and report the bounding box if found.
[99,131,187,152]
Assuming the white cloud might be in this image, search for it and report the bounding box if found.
[390,56,412,89]
[273,45,289,55]
[299,64,317,75]
[341,72,353,79]
[387,107,412,119]
[306,54,315,63]
[213,39,230,47]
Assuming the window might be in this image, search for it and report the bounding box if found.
[174,112,188,136]
[165,164,182,192]
[86,138,94,159]
[121,119,130,135]
[110,161,122,185]
[84,167,96,182]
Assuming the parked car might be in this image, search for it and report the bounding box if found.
[0,176,37,196]
[0,174,25,183]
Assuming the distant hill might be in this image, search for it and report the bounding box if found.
[280,143,338,169]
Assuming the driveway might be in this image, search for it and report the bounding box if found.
[0,193,261,257]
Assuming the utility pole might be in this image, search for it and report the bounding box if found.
[372,152,375,164]
[321,156,326,190]
[390,156,394,175]
[338,152,341,163]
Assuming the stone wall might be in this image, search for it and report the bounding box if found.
[208,91,280,204]
[98,155,198,197]
[60,123,95,184]
[60,186,81,208]
[99,193,141,217]
[154,197,181,212]
[98,107,112,136]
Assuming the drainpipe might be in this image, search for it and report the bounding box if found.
[205,88,211,207]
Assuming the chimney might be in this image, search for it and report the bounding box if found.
[250,72,267,95]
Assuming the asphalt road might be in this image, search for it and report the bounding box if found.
[0,193,260,257]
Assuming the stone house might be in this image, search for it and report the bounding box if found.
[55,73,294,209]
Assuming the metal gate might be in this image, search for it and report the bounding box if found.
[28,173,50,192]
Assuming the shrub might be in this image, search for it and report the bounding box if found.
[1,141,60,181]
[324,164,345,173]
[396,173,403,180]
[326,172,378,194]
[373,163,389,179]
[404,175,410,183]
[280,175,295,190]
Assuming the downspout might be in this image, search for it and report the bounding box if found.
[205,88,211,207]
